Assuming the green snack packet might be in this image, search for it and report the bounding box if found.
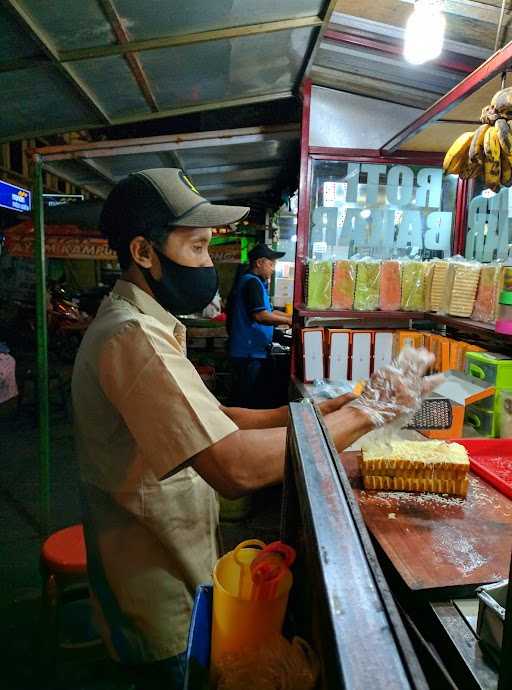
[354,261,381,311]
[401,261,424,311]
[307,260,332,309]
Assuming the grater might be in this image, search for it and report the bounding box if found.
[406,398,453,430]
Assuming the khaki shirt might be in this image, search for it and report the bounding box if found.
[72,280,238,662]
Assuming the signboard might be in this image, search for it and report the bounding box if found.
[0,180,31,212]
[466,188,512,261]
[313,164,454,258]
[209,242,241,263]
[5,234,116,261]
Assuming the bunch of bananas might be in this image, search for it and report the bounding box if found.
[443,87,512,190]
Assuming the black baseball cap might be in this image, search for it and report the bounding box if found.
[248,243,285,263]
[100,168,250,250]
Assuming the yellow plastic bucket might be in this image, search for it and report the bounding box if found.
[211,539,293,668]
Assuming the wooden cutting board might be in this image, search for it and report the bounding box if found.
[339,451,512,592]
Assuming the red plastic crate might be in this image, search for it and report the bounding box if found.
[454,439,512,500]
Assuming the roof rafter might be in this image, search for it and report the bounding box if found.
[58,16,323,62]
[97,0,159,113]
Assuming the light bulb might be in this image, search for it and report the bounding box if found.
[404,0,445,66]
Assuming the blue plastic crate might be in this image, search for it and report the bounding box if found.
[184,585,212,690]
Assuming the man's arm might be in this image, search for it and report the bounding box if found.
[253,309,292,327]
[192,405,372,499]
[220,392,355,430]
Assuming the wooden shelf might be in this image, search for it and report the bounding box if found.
[295,307,511,340]
[296,307,426,320]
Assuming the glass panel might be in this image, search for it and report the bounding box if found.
[0,65,102,139]
[17,0,115,50]
[115,0,323,39]
[140,27,313,109]
[69,56,150,119]
[0,7,42,60]
[466,180,512,262]
[308,159,457,261]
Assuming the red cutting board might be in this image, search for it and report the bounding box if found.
[340,451,512,592]
[453,438,512,500]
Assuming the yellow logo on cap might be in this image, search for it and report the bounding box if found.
[180,172,200,195]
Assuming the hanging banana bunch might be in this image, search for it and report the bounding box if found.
[443,87,512,191]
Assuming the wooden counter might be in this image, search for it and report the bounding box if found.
[340,451,512,593]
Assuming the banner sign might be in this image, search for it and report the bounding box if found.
[5,233,116,261]
[466,188,512,261]
[209,242,241,263]
[0,179,31,212]
[314,164,453,257]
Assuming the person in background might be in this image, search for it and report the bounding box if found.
[227,243,292,408]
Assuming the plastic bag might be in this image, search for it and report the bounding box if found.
[379,260,401,311]
[439,256,481,317]
[353,258,381,311]
[332,259,356,310]
[400,259,424,311]
[216,634,320,690]
[472,263,501,323]
[306,260,332,309]
[347,346,444,428]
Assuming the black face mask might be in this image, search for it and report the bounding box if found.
[141,248,218,315]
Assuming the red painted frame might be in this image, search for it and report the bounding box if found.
[323,29,476,76]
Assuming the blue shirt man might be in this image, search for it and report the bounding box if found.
[228,243,292,408]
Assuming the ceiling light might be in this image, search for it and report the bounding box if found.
[360,209,372,219]
[404,0,445,66]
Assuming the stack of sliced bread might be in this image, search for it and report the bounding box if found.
[360,440,470,497]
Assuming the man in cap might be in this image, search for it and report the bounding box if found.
[227,243,292,408]
[72,169,439,689]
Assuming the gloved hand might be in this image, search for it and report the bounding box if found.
[347,346,444,428]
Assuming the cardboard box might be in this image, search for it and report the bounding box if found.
[326,329,351,381]
[373,331,394,372]
[351,331,372,382]
[302,328,325,382]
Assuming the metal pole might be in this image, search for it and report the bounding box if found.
[33,156,50,537]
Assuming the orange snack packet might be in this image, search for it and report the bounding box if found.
[379,260,401,311]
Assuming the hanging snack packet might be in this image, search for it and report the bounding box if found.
[400,260,424,311]
[306,259,332,309]
[379,260,401,311]
[422,261,435,312]
[353,259,381,311]
[472,263,501,323]
[332,259,356,310]
[442,259,481,318]
[429,260,449,312]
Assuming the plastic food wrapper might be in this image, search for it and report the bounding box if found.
[495,264,511,320]
[353,259,381,311]
[422,261,435,312]
[379,260,401,311]
[400,260,424,311]
[440,257,481,318]
[472,263,501,323]
[429,260,449,312]
[216,634,320,690]
[306,260,332,309]
[332,259,356,310]
[347,346,444,429]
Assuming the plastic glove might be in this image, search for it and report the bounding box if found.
[347,346,445,428]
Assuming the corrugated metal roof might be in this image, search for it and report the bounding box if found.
[37,124,300,207]
[310,1,498,110]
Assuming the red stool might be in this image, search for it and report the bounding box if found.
[38,525,100,675]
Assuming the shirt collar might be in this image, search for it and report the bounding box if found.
[112,279,183,333]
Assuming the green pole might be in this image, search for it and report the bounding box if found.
[33,156,50,537]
